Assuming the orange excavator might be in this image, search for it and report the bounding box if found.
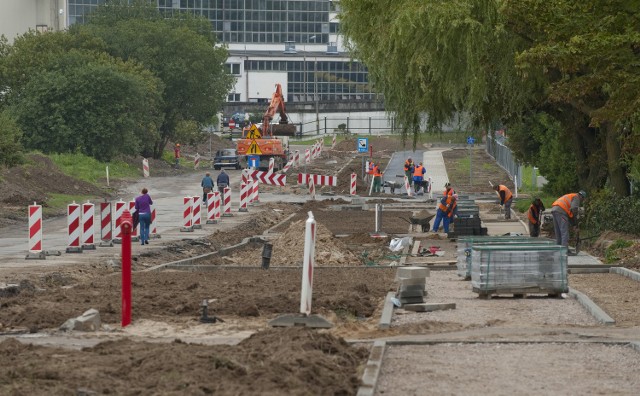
[237,83,296,170]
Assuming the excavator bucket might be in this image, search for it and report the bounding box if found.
[270,123,297,136]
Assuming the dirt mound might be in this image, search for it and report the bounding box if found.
[0,327,368,395]
[228,219,363,266]
[0,154,107,227]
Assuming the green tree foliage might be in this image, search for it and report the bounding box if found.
[12,51,162,161]
[340,0,640,196]
[75,0,234,158]
[0,110,24,167]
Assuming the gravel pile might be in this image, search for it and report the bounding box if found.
[377,343,640,395]
[392,271,599,328]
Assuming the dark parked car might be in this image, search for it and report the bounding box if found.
[213,149,240,170]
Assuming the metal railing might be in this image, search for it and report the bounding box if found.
[486,133,523,188]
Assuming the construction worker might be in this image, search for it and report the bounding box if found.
[404,158,414,187]
[174,143,181,169]
[372,163,383,193]
[431,188,455,233]
[444,182,455,196]
[528,197,546,237]
[551,190,586,251]
[493,184,513,219]
[413,162,426,193]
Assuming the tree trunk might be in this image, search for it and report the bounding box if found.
[603,122,630,196]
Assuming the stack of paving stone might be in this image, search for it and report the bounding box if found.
[395,266,429,305]
[470,244,569,297]
[448,199,487,238]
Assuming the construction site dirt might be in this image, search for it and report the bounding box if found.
[0,137,639,395]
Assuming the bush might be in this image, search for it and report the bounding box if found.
[0,110,25,167]
[585,189,640,236]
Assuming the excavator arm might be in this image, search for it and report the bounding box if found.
[263,84,296,137]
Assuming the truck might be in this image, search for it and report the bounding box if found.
[236,84,296,171]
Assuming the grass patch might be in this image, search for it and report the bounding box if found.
[604,239,634,263]
[44,193,97,216]
[513,195,555,213]
[49,153,139,184]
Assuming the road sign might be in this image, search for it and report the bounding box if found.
[247,140,262,155]
[467,136,475,145]
[357,138,368,153]
[248,155,260,168]
[229,119,236,129]
[247,124,261,139]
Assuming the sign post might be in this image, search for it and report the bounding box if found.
[467,136,475,186]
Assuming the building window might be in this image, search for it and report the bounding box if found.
[225,63,241,75]
[227,93,241,102]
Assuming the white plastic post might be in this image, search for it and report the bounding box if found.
[350,173,357,196]
[305,148,311,164]
[428,176,432,199]
[404,175,412,197]
[206,192,217,224]
[268,158,275,175]
[368,172,375,196]
[332,135,336,149]
[194,153,200,169]
[309,176,316,200]
[239,182,248,212]
[295,150,300,167]
[114,199,125,240]
[28,202,43,254]
[213,191,221,220]
[81,202,95,249]
[300,211,317,316]
[181,196,194,231]
[66,201,82,253]
[192,196,202,229]
[515,175,518,198]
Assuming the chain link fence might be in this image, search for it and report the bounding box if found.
[486,132,523,188]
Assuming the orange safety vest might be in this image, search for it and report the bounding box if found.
[413,165,424,177]
[528,203,541,224]
[367,163,375,174]
[373,165,382,177]
[438,194,453,212]
[447,197,457,218]
[552,193,578,218]
[498,185,512,203]
[404,161,413,172]
[445,187,455,196]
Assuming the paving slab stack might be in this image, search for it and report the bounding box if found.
[470,244,569,297]
[456,236,557,280]
[448,197,486,238]
[395,266,430,305]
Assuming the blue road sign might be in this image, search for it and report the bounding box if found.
[357,138,368,153]
[248,155,260,168]
[467,136,476,145]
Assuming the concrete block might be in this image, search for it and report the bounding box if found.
[402,303,456,312]
[399,284,425,292]
[397,289,425,298]
[400,296,425,304]
[60,308,101,332]
[378,292,395,330]
[411,241,422,256]
[398,277,426,286]
[396,266,430,280]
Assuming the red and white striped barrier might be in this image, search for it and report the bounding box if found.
[66,202,82,253]
[128,201,138,239]
[181,196,194,231]
[251,179,260,203]
[239,182,249,212]
[99,202,112,246]
[350,173,357,196]
[150,206,159,238]
[192,196,202,229]
[311,145,317,159]
[114,200,126,241]
[246,170,287,186]
[142,158,149,178]
[297,173,337,187]
[213,191,221,221]
[294,150,300,167]
[309,177,316,199]
[300,211,317,315]
[222,187,233,217]
[332,135,336,148]
[267,158,275,175]
[194,153,200,169]
[281,160,293,173]
[27,202,44,259]
[206,192,217,224]
[305,149,310,164]
[404,175,412,197]
[241,169,250,184]
[81,202,95,249]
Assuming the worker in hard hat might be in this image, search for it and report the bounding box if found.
[551,190,586,251]
[174,143,181,169]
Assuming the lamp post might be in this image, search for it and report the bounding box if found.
[314,58,319,135]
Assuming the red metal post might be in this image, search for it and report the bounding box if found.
[369,145,373,159]
[121,210,133,327]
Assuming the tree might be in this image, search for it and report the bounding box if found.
[75,0,234,158]
[11,50,162,160]
[0,110,24,167]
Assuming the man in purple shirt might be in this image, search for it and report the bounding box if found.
[134,188,153,245]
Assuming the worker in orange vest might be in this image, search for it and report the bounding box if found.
[372,163,383,193]
[174,143,181,169]
[404,158,414,187]
[493,184,513,219]
[413,162,426,193]
[528,197,546,237]
[551,191,586,250]
[431,188,455,233]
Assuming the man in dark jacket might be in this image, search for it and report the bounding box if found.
[201,172,215,205]
[528,197,545,237]
[216,169,230,193]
